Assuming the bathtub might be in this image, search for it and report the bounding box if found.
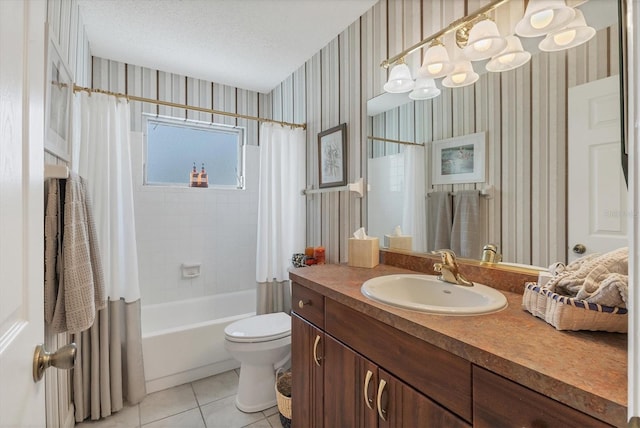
[141,290,256,393]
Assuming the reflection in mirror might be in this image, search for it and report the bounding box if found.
[367,1,625,268]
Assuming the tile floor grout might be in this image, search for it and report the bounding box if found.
[75,369,284,428]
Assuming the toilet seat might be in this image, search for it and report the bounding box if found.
[225,312,291,343]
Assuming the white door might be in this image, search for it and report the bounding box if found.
[0,1,47,426]
[568,75,628,263]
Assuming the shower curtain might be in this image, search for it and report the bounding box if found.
[402,145,427,252]
[255,123,306,314]
[71,92,146,421]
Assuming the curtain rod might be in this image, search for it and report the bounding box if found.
[367,136,424,146]
[72,85,307,130]
[381,0,511,68]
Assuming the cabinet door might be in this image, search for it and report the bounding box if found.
[324,335,358,427]
[292,314,324,428]
[473,366,611,428]
[378,369,471,428]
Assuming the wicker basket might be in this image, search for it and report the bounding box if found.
[522,282,628,333]
[275,370,292,428]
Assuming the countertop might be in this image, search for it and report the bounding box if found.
[289,263,627,427]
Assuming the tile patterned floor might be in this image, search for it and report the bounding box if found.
[75,369,284,428]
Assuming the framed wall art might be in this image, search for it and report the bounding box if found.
[431,131,486,185]
[44,36,72,161]
[318,123,347,188]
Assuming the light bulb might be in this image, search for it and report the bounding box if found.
[530,9,554,30]
[553,28,577,46]
[498,53,516,64]
[473,39,493,52]
[451,72,467,84]
[427,63,444,75]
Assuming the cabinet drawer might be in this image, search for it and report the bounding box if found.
[325,299,472,423]
[473,366,612,427]
[292,282,324,328]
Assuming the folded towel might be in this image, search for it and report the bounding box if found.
[545,247,628,308]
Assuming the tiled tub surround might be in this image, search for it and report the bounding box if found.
[289,263,627,427]
[132,136,260,305]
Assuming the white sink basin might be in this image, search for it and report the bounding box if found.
[361,274,507,315]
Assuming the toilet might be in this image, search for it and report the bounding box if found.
[224,312,292,413]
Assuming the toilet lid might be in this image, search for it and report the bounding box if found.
[224,312,291,343]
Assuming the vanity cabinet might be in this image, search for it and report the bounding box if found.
[473,366,611,428]
[291,282,470,428]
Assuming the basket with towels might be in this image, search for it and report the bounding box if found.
[522,247,628,332]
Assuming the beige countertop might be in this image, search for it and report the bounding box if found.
[289,263,627,427]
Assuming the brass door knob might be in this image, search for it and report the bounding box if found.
[33,343,77,382]
[572,244,587,254]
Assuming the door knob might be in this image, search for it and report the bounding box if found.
[33,343,77,382]
[572,244,587,254]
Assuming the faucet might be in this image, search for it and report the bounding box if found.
[432,249,474,286]
[480,244,502,264]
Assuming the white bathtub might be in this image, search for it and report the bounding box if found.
[141,290,256,393]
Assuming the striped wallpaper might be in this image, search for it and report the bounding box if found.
[90,0,621,267]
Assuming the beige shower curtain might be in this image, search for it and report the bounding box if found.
[71,91,146,421]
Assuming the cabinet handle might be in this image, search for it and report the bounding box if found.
[363,370,374,410]
[312,335,322,366]
[376,379,387,421]
[298,299,310,309]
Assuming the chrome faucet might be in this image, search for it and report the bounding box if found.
[432,249,474,287]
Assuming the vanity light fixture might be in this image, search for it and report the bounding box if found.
[461,18,507,61]
[486,35,531,72]
[383,57,415,93]
[380,0,595,96]
[409,77,441,100]
[420,39,454,79]
[538,9,595,52]
[514,0,576,38]
[442,59,479,88]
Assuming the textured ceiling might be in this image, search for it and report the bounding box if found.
[77,0,378,93]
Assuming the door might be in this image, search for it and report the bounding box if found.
[0,1,47,426]
[568,75,627,263]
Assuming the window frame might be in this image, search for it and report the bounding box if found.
[142,113,246,189]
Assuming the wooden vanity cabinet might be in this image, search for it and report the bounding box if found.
[473,366,612,428]
[291,282,470,428]
[291,281,617,428]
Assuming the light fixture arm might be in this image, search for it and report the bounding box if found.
[380,0,511,69]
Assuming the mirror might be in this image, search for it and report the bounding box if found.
[366,1,624,268]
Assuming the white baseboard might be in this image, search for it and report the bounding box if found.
[145,359,240,394]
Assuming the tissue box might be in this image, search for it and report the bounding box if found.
[348,238,379,268]
[384,235,412,251]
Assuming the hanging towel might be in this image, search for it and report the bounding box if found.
[451,190,482,259]
[427,191,452,251]
[545,247,629,308]
[44,173,107,334]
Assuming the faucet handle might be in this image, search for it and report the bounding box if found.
[432,249,457,264]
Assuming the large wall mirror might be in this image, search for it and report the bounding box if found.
[366,0,627,269]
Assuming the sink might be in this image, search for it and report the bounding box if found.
[361,274,507,315]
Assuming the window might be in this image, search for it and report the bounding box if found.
[144,115,245,188]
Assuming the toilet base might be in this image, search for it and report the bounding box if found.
[235,364,277,413]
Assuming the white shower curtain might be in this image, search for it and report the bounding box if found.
[71,92,146,421]
[402,145,427,252]
[256,123,306,314]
